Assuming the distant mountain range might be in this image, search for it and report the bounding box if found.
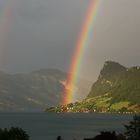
[0,69,91,111]
[47,61,140,113]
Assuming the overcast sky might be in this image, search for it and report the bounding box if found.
[0,0,140,81]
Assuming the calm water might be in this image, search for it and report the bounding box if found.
[0,113,133,140]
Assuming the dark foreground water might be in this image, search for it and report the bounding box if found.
[0,113,133,140]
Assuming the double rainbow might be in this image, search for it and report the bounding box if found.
[0,0,101,104]
[64,0,101,104]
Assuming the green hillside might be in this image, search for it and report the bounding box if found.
[46,93,140,113]
[88,61,140,104]
[46,61,140,113]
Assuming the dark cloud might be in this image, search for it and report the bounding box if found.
[0,0,140,81]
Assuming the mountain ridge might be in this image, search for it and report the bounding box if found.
[46,61,140,113]
[0,68,91,111]
[88,61,140,104]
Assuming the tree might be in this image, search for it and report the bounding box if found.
[124,114,140,140]
[84,131,117,140]
[57,136,63,140]
[0,127,29,140]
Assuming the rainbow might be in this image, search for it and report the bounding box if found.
[64,0,101,104]
[0,0,16,62]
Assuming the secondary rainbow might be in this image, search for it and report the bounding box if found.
[64,0,101,104]
[0,0,16,63]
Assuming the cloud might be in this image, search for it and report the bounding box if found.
[1,0,140,81]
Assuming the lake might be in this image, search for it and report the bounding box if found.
[0,113,133,140]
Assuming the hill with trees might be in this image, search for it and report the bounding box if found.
[88,61,140,104]
[0,69,91,111]
[47,61,140,113]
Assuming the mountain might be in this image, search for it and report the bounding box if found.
[0,69,91,111]
[47,61,140,113]
[88,61,140,104]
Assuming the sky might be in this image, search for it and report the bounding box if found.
[0,0,140,81]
